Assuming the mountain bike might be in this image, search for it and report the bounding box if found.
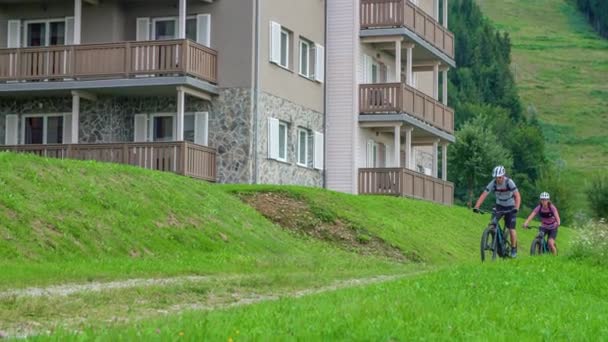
[529,226,558,255]
[477,208,516,262]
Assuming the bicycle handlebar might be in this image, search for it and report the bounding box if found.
[473,208,517,215]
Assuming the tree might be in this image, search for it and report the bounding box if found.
[448,116,513,207]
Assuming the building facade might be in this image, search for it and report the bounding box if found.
[327,0,456,204]
[0,0,325,186]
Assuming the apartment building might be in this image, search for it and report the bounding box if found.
[0,0,325,186]
[327,0,456,204]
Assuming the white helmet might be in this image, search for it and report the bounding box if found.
[492,165,506,177]
[540,192,550,200]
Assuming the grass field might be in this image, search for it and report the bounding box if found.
[476,0,608,213]
[0,153,594,340]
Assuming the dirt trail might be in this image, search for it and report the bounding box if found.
[0,270,429,339]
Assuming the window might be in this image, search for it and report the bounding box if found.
[139,15,210,46]
[22,114,64,144]
[270,21,292,69]
[297,128,310,166]
[153,18,177,40]
[278,121,288,161]
[299,40,311,77]
[280,29,290,68]
[151,115,174,142]
[367,140,378,167]
[24,19,66,47]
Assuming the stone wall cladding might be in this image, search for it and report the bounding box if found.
[0,90,254,185]
[256,91,323,187]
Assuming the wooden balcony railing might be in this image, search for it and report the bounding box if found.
[0,141,217,182]
[359,167,453,205]
[360,0,454,59]
[359,82,454,134]
[0,39,217,84]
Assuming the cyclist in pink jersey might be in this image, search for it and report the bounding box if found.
[523,192,561,255]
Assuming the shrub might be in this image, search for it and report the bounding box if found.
[587,173,608,219]
[569,220,608,266]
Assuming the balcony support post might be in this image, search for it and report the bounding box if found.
[74,0,82,44]
[443,0,449,28]
[394,124,401,167]
[442,68,448,105]
[433,63,439,100]
[178,0,187,39]
[405,44,414,86]
[432,139,439,178]
[404,126,413,170]
[434,0,440,21]
[441,142,448,181]
[394,39,402,83]
[71,93,80,144]
[176,87,185,141]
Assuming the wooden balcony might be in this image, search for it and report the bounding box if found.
[359,82,454,134]
[360,0,454,59]
[359,167,453,205]
[0,39,217,84]
[1,141,217,182]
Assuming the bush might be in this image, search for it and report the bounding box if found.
[587,173,608,219]
[569,220,608,266]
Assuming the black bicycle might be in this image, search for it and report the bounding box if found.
[477,208,516,262]
[529,226,557,255]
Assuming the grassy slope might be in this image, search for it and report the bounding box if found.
[43,257,608,341]
[476,0,608,212]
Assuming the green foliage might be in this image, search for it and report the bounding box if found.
[449,0,547,205]
[575,0,608,38]
[587,173,608,219]
[448,116,513,206]
[569,220,608,265]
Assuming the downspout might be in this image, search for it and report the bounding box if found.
[252,0,261,184]
[322,0,327,188]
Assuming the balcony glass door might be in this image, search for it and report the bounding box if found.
[25,20,65,46]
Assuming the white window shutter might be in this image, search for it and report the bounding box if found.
[134,114,148,142]
[5,115,18,145]
[267,117,279,159]
[7,20,21,48]
[65,17,74,45]
[62,114,72,144]
[194,112,209,145]
[136,18,150,41]
[313,131,324,170]
[366,140,374,167]
[270,21,281,64]
[365,55,373,84]
[196,14,211,47]
[314,44,324,83]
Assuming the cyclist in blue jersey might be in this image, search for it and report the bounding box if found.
[473,165,522,258]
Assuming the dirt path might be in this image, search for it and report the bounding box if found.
[0,270,429,339]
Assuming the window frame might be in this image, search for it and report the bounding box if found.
[297,128,310,167]
[279,28,290,69]
[150,15,197,41]
[277,121,288,162]
[23,18,66,47]
[299,39,311,78]
[21,113,66,145]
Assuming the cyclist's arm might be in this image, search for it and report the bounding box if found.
[514,190,521,211]
[523,205,540,228]
[474,191,489,210]
[552,205,561,226]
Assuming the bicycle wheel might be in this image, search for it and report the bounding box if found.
[530,238,543,255]
[480,227,497,262]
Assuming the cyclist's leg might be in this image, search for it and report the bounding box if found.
[505,209,517,252]
[547,227,558,255]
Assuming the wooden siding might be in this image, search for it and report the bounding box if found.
[1,141,216,182]
[360,0,454,59]
[359,167,454,205]
[359,82,454,134]
[0,39,217,84]
[327,0,359,193]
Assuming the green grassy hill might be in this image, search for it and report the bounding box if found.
[476,0,608,213]
[0,153,584,338]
